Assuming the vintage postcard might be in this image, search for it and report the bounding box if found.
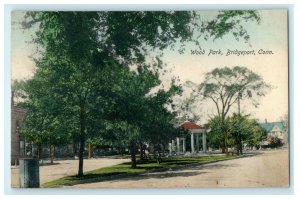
[11,9,289,188]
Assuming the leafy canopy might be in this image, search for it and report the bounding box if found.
[198,66,270,118]
[19,10,261,170]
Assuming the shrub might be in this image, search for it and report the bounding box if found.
[267,136,283,148]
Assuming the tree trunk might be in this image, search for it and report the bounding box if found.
[130,140,137,168]
[36,144,42,160]
[153,144,157,159]
[162,143,166,154]
[239,138,243,155]
[11,91,14,106]
[49,145,55,163]
[78,103,86,177]
[221,116,228,155]
[73,141,77,158]
[88,143,92,159]
[221,141,225,153]
[156,144,162,164]
[236,143,240,155]
[139,143,144,161]
[224,129,229,155]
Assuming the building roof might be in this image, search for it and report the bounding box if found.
[180,121,203,129]
[260,121,286,133]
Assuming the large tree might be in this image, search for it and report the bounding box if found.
[195,66,270,153]
[173,92,201,124]
[21,11,261,176]
[208,114,267,154]
[97,63,182,168]
[207,116,227,150]
[19,67,75,160]
[11,80,27,106]
[228,113,266,155]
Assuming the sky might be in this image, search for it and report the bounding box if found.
[10,9,288,124]
[161,9,288,124]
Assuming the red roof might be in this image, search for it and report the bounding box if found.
[180,121,202,129]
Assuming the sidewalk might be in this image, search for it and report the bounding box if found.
[11,158,130,188]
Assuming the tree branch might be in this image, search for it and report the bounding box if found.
[209,96,221,117]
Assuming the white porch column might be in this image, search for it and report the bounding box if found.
[169,143,172,155]
[183,138,186,153]
[202,131,207,153]
[196,133,199,152]
[191,133,195,153]
[176,137,180,154]
[172,140,175,152]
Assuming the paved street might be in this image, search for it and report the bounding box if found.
[11,158,129,188]
[66,149,289,188]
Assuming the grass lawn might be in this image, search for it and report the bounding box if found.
[42,154,237,188]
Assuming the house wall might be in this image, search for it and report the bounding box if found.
[269,125,284,139]
[11,106,27,165]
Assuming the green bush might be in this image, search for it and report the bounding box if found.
[267,136,283,148]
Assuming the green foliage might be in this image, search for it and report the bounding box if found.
[207,114,267,153]
[207,116,227,149]
[20,10,262,173]
[201,10,260,44]
[23,11,260,63]
[196,66,270,153]
[199,66,270,113]
[19,73,73,147]
[11,79,27,105]
[267,136,283,148]
[23,11,194,65]
[228,113,266,154]
[21,12,187,172]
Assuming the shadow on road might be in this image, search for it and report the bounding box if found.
[184,162,239,171]
[134,171,207,180]
[73,171,207,186]
[39,162,60,167]
[68,162,238,186]
[64,153,264,187]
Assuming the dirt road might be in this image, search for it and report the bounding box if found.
[67,149,289,188]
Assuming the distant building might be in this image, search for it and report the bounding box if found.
[11,105,27,165]
[260,119,287,143]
